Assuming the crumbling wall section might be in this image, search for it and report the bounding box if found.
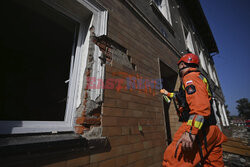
[74,26,134,138]
[74,26,102,136]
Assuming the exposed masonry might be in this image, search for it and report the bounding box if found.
[75,26,101,135]
[75,26,135,137]
[93,34,135,70]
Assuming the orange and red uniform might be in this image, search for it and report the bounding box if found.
[162,68,227,167]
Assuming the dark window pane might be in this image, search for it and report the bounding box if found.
[154,0,163,6]
[0,0,80,121]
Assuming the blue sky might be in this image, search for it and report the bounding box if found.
[200,0,250,116]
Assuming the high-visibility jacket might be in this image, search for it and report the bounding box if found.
[167,68,214,134]
[162,68,227,167]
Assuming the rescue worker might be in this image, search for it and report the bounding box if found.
[160,53,227,167]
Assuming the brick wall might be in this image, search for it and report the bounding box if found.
[88,0,180,166]
[41,0,181,166]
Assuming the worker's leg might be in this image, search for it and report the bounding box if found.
[163,137,207,167]
[162,125,226,167]
[162,123,202,167]
[203,126,226,167]
[203,145,224,167]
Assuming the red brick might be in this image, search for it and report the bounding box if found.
[131,110,144,118]
[75,126,84,134]
[146,146,164,157]
[90,146,124,163]
[109,135,129,147]
[128,135,143,144]
[76,117,85,125]
[115,155,128,167]
[102,127,122,136]
[117,117,130,126]
[84,117,101,125]
[92,113,101,117]
[128,118,138,126]
[98,158,115,167]
[148,162,162,167]
[102,107,125,117]
[116,99,128,108]
[152,153,163,164]
[133,159,146,167]
[127,150,147,163]
[66,156,89,167]
[41,161,66,167]
[85,163,98,167]
[127,102,146,111]
[132,142,144,152]
[143,141,153,149]
[122,126,130,135]
[144,156,155,166]
[104,89,121,99]
[103,98,116,107]
[102,116,118,126]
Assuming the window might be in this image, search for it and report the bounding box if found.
[181,22,195,53]
[0,0,107,134]
[212,69,219,86]
[211,98,221,128]
[222,104,229,126]
[207,63,215,82]
[185,32,195,53]
[154,0,172,25]
[207,62,219,86]
[194,41,199,56]
[217,101,226,126]
[199,51,208,72]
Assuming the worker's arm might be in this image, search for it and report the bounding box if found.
[183,75,211,135]
[176,74,210,151]
[160,89,175,98]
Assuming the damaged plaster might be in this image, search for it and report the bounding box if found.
[75,26,136,138]
[75,26,103,137]
[82,127,103,139]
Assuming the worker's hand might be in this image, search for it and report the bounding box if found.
[176,132,195,151]
[160,89,168,95]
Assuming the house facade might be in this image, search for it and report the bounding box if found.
[0,0,229,166]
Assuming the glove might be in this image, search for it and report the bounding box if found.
[160,89,168,95]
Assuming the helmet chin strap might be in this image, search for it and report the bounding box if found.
[178,66,189,76]
[179,66,189,72]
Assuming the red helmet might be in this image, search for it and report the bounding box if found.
[177,53,200,65]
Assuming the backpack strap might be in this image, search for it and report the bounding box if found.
[198,74,213,97]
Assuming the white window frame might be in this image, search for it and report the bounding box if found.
[186,32,195,54]
[212,98,221,130]
[217,101,226,126]
[208,62,219,86]
[207,62,215,82]
[212,69,219,86]
[222,104,229,126]
[199,51,208,72]
[154,0,172,25]
[181,20,195,54]
[0,0,108,134]
[194,40,200,56]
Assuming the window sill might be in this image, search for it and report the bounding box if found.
[0,133,110,166]
[150,0,175,37]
